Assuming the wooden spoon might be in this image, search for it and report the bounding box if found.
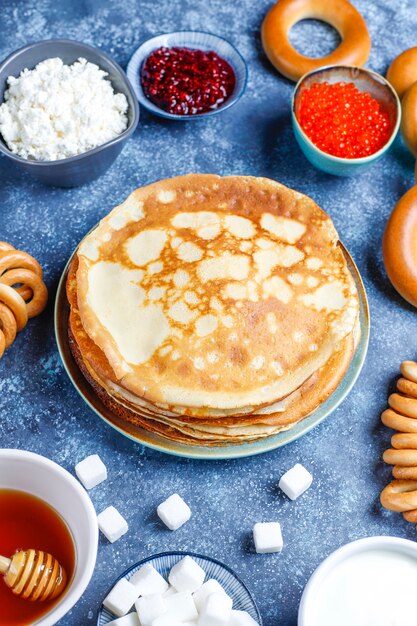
[0,549,67,601]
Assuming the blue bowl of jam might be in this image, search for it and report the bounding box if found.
[127,31,248,120]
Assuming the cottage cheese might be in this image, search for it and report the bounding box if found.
[0,57,129,161]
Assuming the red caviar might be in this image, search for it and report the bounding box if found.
[297,81,392,159]
[141,46,236,115]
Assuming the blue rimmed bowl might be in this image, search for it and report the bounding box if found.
[97,551,262,624]
[126,31,247,120]
[292,65,401,176]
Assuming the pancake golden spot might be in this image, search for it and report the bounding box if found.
[193,357,205,370]
[197,253,250,283]
[306,257,323,270]
[168,300,197,324]
[260,213,306,244]
[224,215,255,239]
[251,356,265,370]
[288,273,303,285]
[148,261,164,275]
[306,276,319,288]
[184,291,198,305]
[173,269,190,288]
[171,211,221,240]
[263,276,293,303]
[195,314,218,337]
[125,229,167,266]
[176,241,204,262]
[158,190,176,203]
[299,282,346,312]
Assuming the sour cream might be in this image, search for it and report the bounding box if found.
[299,538,417,626]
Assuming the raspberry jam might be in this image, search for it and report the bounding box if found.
[297,81,392,159]
[141,46,236,115]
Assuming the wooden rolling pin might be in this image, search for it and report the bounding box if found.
[0,549,67,601]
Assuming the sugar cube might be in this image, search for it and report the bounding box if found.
[163,585,177,597]
[278,463,313,500]
[135,594,166,626]
[157,493,191,530]
[229,610,260,625]
[253,522,283,554]
[107,614,141,626]
[98,506,128,543]
[151,615,182,626]
[193,579,227,612]
[75,454,107,489]
[103,578,138,617]
[165,590,198,621]
[130,564,169,596]
[168,556,205,592]
[199,592,233,626]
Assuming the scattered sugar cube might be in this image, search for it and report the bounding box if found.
[193,579,227,612]
[168,556,205,592]
[253,522,283,554]
[103,578,138,617]
[165,590,198,621]
[130,564,169,596]
[107,614,141,626]
[163,585,177,597]
[157,493,191,530]
[151,615,182,626]
[229,610,260,625]
[199,592,233,626]
[278,463,313,500]
[98,506,129,543]
[135,594,166,626]
[75,454,107,489]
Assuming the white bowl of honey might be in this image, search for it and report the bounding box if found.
[0,449,98,626]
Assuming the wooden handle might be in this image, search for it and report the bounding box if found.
[0,550,67,602]
[0,554,11,574]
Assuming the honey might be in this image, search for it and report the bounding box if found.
[0,489,76,626]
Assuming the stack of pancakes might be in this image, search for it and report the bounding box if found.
[67,174,360,446]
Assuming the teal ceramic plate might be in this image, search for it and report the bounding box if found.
[55,242,369,460]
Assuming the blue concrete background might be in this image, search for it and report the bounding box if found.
[1,1,417,624]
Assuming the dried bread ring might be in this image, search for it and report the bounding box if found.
[0,268,48,318]
[380,480,417,512]
[0,250,43,278]
[393,466,417,480]
[403,509,417,523]
[383,448,417,467]
[381,408,417,433]
[0,242,15,253]
[0,302,17,348]
[401,82,417,156]
[0,331,5,359]
[261,0,371,82]
[401,360,417,383]
[386,47,417,100]
[388,392,417,419]
[0,284,28,331]
[383,187,417,308]
[397,377,417,399]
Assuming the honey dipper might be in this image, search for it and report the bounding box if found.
[0,549,67,601]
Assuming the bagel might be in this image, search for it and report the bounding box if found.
[387,47,417,100]
[401,81,417,156]
[261,0,371,82]
[383,186,417,307]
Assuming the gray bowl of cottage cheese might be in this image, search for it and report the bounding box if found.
[0,39,139,187]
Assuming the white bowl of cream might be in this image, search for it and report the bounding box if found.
[298,536,417,626]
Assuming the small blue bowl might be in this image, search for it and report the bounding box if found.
[292,65,401,176]
[97,551,262,624]
[127,31,247,120]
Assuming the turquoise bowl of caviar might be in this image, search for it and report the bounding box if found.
[291,65,401,176]
[127,31,247,120]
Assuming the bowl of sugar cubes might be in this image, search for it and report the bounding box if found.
[97,552,262,626]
